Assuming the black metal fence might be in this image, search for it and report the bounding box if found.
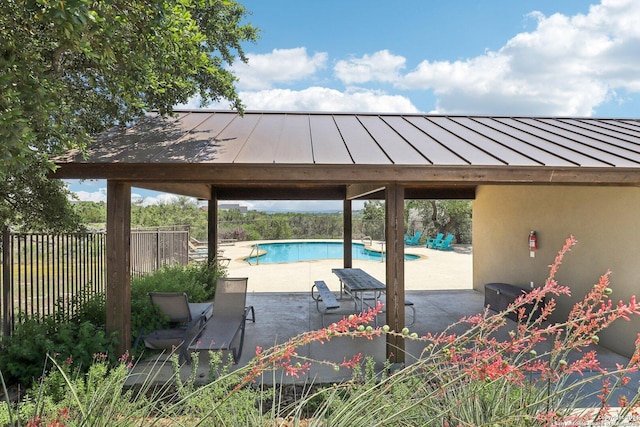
[1,227,189,335]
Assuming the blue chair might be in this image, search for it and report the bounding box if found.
[404,231,422,245]
[426,233,444,249]
[434,234,455,250]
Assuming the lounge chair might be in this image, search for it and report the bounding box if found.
[434,234,455,250]
[188,277,255,363]
[404,231,422,246]
[426,233,444,249]
[134,292,213,363]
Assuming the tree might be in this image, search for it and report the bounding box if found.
[360,201,385,240]
[0,168,83,232]
[407,200,473,244]
[0,0,258,230]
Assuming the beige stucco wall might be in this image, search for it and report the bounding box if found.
[473,185,640,357]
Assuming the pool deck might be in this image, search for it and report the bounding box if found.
[220,239,473,293]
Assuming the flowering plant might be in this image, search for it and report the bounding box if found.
[4,236,640,426]
[224,235,640,425]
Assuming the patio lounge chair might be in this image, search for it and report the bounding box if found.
[434,233,455,250]
[404,231,422,245]
[134,292,213,363]
[426,233,444,249]
[188,277,255,363]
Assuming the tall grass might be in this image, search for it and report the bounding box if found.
[2,236,640,426]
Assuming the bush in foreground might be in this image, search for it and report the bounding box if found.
[3,236,640,426]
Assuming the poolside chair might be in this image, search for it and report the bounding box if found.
[434,233,455,251]
[188,277,255,363]
[134,292,213,363]
[426,233,444,249]
[404,230,422,246]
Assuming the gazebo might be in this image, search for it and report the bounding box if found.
[53,111,640,360]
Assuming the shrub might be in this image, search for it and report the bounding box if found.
[131,261,223,302]
[55,289,107,327]
[0,354,145,426]
[0,315,115,387]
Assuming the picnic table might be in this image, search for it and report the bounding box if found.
[331,268,416,326]
[331,268,386,311]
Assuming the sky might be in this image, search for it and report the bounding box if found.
[66,0,640,211]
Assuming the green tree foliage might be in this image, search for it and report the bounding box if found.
[72,198,473,243]
[0,169,82,232]
[407,200,473,244]
[131,196,208,237]
[359,201,385,240]
[0,0,258,230]
[251,213,293,240]
[72,200,106,225]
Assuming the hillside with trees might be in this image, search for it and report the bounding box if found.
[73,198,472,244]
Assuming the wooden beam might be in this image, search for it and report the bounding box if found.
[134,181,475,201]
[132,182,212,200]
[106,181,131,358]
[385,184,405,364]
[404,187,476,200]
[343,200,352,268]
[346,184,385,200]
[52,163,640,186]
[216,186,346,200]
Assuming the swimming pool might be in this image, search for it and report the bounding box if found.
[244,241,420,264]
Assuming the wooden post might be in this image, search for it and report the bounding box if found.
[208,188,218,264]
[343,199,352,268]
[2,226,11,336]
[385,184,405,364]
[106,181,131,357]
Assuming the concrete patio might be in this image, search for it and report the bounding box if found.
[129,242,640,407]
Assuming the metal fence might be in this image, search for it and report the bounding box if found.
[1,227,189,335]
[130,227,190,277]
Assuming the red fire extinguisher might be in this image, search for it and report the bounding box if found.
[528,231,538,251]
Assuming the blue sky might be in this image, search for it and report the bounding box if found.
[67,0,640,211]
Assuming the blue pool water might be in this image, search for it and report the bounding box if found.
[244,241,419,264]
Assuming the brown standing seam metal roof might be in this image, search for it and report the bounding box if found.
[53,111,640,199]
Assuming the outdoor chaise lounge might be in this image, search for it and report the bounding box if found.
[188,277,255,363]
[134,292,213,363]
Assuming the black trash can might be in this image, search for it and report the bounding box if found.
[484,282,544,322]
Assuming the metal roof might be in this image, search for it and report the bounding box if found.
[54,111,640,200]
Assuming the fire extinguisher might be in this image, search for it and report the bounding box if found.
[528,231,538,251]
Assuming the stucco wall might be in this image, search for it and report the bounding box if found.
[473,185,640,357]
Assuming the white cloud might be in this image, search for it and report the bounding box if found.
[132,193,180,206]
[400,0,640,115]
[334,50,406,84]
[231,47,328,90]
[73,188,107,203]
[239,87,419,113]
[69,187,182,207]
[181,1,640,117]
